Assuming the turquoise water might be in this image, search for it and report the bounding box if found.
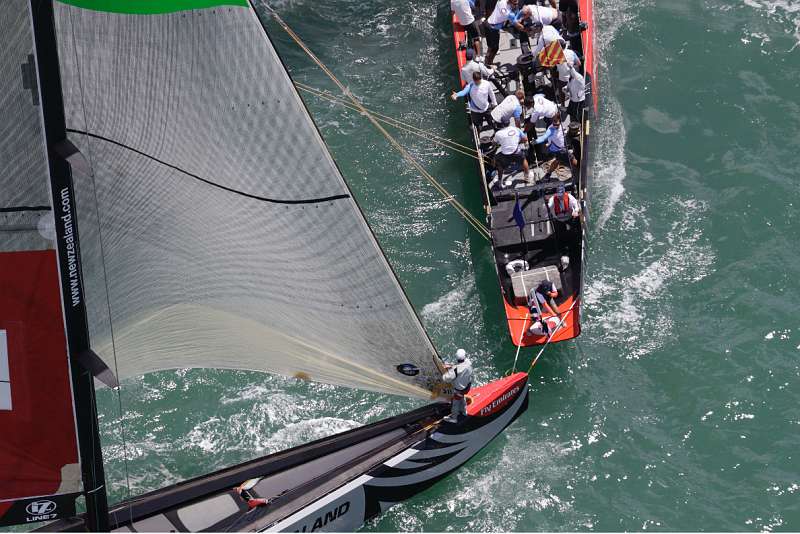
[14,0,800,531]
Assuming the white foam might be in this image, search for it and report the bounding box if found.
[591,0,651,229]
[738,0,800,50]
[585,197,714,359]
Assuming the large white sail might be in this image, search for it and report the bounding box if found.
[52,0,447,398]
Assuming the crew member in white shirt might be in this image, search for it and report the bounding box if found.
[529,21,563,57]
[483,0,521,66]
[528,93,558,124]
[460,48,493,85]
[491,89,525,128]
[519,4,560,27]
[451,0,482,58]
[493,122,532,183]
[451,70,498,130]
[564,65,586,122]
[556,46,581,84]
[442,349,473,423]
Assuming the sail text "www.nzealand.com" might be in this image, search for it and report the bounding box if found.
[60,187,81,307]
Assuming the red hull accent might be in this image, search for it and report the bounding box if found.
[452,14,469,89]
[579,0,598,111]
[504,295,581,347]
[466,372,528,417]
[0,251,80,506]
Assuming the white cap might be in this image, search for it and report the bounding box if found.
[456,349,467,362]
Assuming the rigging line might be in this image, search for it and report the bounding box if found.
[293,82,482,156]
[295,82,479,152]
[262,5,491,240]
[297,85,486,162]
[527,297,580,373]
[65,129,351,206]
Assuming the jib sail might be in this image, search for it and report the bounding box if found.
[0,0,82,526]
[51,0,447,398]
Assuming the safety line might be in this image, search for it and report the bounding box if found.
[263,4,490,240]
[511,276,531,373]
[527,298,580,373]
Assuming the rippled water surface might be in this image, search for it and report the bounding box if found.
[28,0,800,531]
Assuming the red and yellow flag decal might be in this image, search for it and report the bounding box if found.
[538,40,566,68]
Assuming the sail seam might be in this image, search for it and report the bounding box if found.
[0,206,51,213]
[65,128,351,205]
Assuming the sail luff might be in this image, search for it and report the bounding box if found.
[28,0,109,529]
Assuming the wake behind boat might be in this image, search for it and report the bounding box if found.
[450,0,596,347]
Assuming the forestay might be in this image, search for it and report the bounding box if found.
[52,0,446,398]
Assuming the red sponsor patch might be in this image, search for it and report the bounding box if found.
[466,373,528,417]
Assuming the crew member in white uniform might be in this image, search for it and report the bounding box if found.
[528,93,558,124]
[493,122,532,182]
[451,70,498,130]
[460,48,494,85]
[490,89,525,127]
[519,4,559,26]
[451,0,482,58]
[556,46,581,83]
[483,0,521,66]
[529,21,563,56]
[564,65,586,122]
[442,349,473,423]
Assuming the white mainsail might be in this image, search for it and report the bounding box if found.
[52,1,447,398]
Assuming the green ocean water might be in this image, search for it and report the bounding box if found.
[12,0,800,532]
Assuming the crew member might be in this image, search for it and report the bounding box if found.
[518,4,560,28]
[528,21,563,56]
[557,45,581,82]
[555,45,581,102]
[564,65,586,122]
[528,279,560,322]
[493,122,532,183]
[460,48,494,85]
[491,89,525,127]
[442,349,473,423]
[522,0,556,7]
[534,113,578,173]
[547,183,580,221]
[559,0,580,35]
[451,70,498,130]
[528,93,558,125]
[451,0,483,58]
[483,0,521,66]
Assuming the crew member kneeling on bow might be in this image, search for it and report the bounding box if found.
[442,349,473,423]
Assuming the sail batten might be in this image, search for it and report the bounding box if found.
[52,1,446,398]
